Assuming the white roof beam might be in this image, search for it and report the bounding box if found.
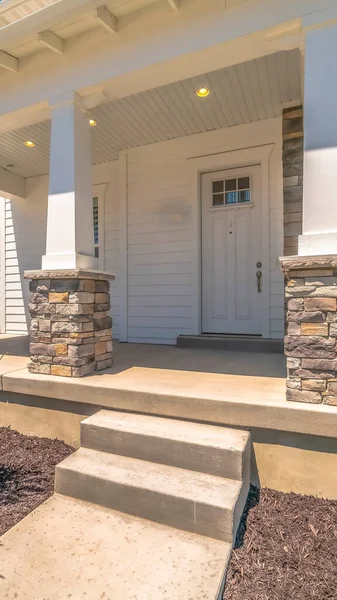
[94,6,117,34]
[167,0,179,11]
[38,30,64,54]
[0,50,18,72]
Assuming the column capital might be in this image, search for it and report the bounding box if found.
[48,90,86,113]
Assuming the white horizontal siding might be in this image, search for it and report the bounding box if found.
[4,198,28,334]
[3,162,121,338]
[125,118,284,344]
[2,120,284,345]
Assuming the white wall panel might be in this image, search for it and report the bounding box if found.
[125,117,284,344]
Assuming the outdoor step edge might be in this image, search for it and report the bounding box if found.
[55,449,248,543]
[55,448,242,509]
[80,413,251,481]
[81,410,250,451]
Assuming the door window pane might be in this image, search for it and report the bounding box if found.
[212,180,224,194]
[238,177,250,190]
[213,193,224,206]
[238,190,250,203]
[225,191,237,205]
[225,178,236,192]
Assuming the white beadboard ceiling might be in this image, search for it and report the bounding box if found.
[0,0,60,27]
[0,49,300,178]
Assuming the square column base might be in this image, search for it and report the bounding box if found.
[280,255,337,406]
[24,269,115,378]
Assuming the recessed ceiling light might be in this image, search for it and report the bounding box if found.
[24,140,35,147]
[196,87,210,98]
[89,119,97,127]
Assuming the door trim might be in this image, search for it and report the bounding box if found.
[188,143,274,340]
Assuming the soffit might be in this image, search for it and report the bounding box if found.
[0,49,300,178]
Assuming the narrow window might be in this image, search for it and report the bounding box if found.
[93,196,99,258]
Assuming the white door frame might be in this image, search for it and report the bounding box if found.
[188,143,274,339]
[0,196,5,334]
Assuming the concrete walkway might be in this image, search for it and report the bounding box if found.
[0,494,230,600]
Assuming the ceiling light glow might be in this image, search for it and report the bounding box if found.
[196,87,210,98]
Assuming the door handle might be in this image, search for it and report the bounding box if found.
[256,270,262,293]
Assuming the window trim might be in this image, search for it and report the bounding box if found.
[92,183,107,271]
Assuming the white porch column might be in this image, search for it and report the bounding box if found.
[42,92,97,270]
[298,22,337,256]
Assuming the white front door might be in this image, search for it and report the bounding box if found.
[201,165,263,335]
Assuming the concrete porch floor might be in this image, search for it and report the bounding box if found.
[0,333,286,376]
[0,335,337,439]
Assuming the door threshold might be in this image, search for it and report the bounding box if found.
[177,334,284,354]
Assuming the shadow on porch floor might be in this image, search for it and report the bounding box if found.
[0,335,286,379]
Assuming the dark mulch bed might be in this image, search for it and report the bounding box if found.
[0,427,74,536]
[224,486,337,600]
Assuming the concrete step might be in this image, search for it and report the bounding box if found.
[55,448,248,543]
[81,410,251,480]
[177,334,284,353]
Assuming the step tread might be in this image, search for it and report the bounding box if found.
[58,448,242,509]
[82,410,249,452]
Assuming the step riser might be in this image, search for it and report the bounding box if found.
[177,335,284,353]
[55,467,243,543]
[81,424,247,481]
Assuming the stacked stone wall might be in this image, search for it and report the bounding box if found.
[27,276,112,377]
[282,106,303,256]
[283,260,337,405]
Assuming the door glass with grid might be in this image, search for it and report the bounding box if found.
[211,176,251,207]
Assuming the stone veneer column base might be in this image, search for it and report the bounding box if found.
[24,269,115,377]
[280,255,337,406]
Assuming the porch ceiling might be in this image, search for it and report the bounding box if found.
[0,0,160,58]
[0,49,300,178]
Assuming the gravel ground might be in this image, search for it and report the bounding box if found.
[224,485,337,600]
[0,426,74,536]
